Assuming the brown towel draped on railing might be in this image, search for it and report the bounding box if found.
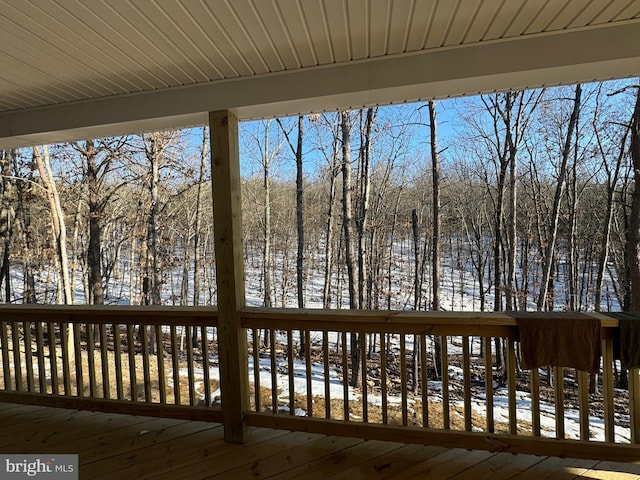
[609,312,640,369]
[512,312,601,374]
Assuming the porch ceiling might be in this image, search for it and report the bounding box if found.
[0,0,639,148]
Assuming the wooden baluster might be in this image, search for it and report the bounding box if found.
[305,330,312,417]
[186,325,195,405]
[361,333,368,423]
[47,322,58,395]
[462,335,472,431]
[170,325,180,405]
[507,337,517,435]
[602,338,615,443]
[484,337,494,433]
[100,324,110,399]
[342,331,349,421]
[530,367,541,436]
[323,330,330,419]
[155,324,165,404]
[201,325,211,407]
[578,370,590,441]
[381,333,388,425]
[0,320,9,389]
[86,323,96,398]
[401,334,408,426]
[420,334,428,428]
[270,329,278,414]
[287,330,295,416]
[12,322,22,391]
[23,321,34,391]
[554,366,565,439]
[441,335,450,430]
[630,367,640,443]
[126,324,136,401]
[35,322,46,393]
[140,325,151,402]
[59,323,71,395]
[73,323,84,397]
[113,324,123,400]
[252,328,260,411]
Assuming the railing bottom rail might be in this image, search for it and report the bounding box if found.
[0,390,223,423]
[246,412,640,463]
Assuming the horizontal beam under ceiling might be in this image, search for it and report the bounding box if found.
[0,21,638,149]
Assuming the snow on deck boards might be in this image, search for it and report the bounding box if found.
[0,402,638,479]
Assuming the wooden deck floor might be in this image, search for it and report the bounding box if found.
[0,403,639,479]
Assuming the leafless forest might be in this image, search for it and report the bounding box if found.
[1,80,639,316]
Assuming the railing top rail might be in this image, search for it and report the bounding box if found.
[0,304,622,334]
[240,307,619,336]
[0,304,218,325]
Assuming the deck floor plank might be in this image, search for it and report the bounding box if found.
[0,405,70,429]
[0,402,47,414]
[385,448,501,479]
[0,409,101,450]
[0,403,639,479]
[156,428,308,480]
[202,431,339,479]
[59,417,190,458]
[451,451,547,479]
[581,461,640,479]
[331,443,449,479]
[263,438,404,480]
[86,424,225,479]
[510,456,601,479]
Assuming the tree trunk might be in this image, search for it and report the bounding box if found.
[341,111,361,388]
[428,101,444,377]
[323,157,338,308]
[34,146,73,305]
[594,120,627,312]
[506,94,518,312]
[34,145,75,366]
[0,150,15,303]
[429,101,441,313]
[278,116,306,355]
[191,127,208,346]
[537,84,582,311]
[341,112,357,309]
[628,85,640,311]
[85,140,104,305]
[567,154,579,311]
[294,117,305,309]
[142,136,163,310]
[356,108,376,310]
[193,127,208,309]
[263,124,272,308]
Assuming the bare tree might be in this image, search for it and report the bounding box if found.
[34,146,73,305]
[537,85,582,311]
[72,138,128,305]
[340,111,363,387]
[0,150,16,302]
[251,120,284,308]
[356,108,377,310]
[627,83,640,311]
[317,115,341,309]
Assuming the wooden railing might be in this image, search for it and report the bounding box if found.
[1,305,639,461]
[241,308,640,462]
[0,305,222,422]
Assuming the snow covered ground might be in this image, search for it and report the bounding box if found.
[5,243,630,445]
[174,328,631,444]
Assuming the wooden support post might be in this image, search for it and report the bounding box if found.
[211,110,249,443]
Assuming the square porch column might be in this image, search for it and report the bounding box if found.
[210,110,249,443]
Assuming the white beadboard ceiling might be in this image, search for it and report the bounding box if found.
[0,0,639,147]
